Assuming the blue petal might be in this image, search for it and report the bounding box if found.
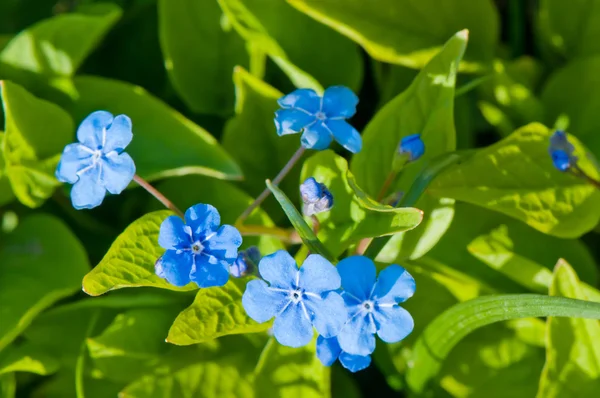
[205,225,242,263]
[549,130,574,154]
[103,114,133,153]
[316,336,341,366]
[156,250,193,287]
[158,215,190,250]
[300,177,322,203]
[77,111,113,149]
[277,88,320,114]
[55,143,93,184]
[70,166,106,209]
[339,352,371,373]
[399,134,425,161]
[191,254,230,288]
[274,109,316,136]
[258,250,298,289]
[273,303,314,348]
[337,256,376,301]
[373,305,414,343]
[551,149,571,171]
[301,122,333,150]
[185,204,221,238]
[230,253,247,278]
[298,254,340,293]
[372,264,415,304]
[242,279,289,323]
[322,86,358,118]
[304,291,347,338]
[325,119,362,153]
[337,312,377,356]
[101,152,135,194]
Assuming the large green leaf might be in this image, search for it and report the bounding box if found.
[288,0,497,71]
[67,75,242,181]
[167,278,269,345]
[537,261,600,397]
[406,294,600,393]
[1,80,73,207]
[255,338,329,398]
[0,214,89,351]
[0,3,121,78]
[0,342,59,376]
[0,133,15,206]
[82,210,197,296]
[429,123,600,238]
[158,0,247,114]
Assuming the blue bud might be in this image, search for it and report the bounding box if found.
[550,150,572,172]
[548,130,577,172]
[300,177,333,216]
[230,246,261,278]
[398,133,425,161]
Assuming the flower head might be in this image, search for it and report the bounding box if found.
[242,250,348,348]
[156,204,242,288]
[55,111,136,209]
[316,335,371,373]
[549,130,577,171]
[300,177,333,216]
[397,133,425,162]
[336,256,415,356]
[230,246,261,278]
[274,86,362,153]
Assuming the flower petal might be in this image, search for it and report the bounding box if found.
[322,86,358,118]
[301,122,333,150]
[337,312,376,356]
[55,143,93,184]
[77,111,113,149]
[184,204,221,238]
[373,305,414,343]
[325,119,362,153]
[304,291,347,338]
[204,225,242,263]
[273,303,314,348]
[103,114,133,153]
[158,215,190,250]
[298,254,340,293]
[274,109,316,136]
[372,264,416,304]
[155,250,193,287]
[316,336,341,366]
[101,152,135,194]
[339,352,371,373]
[242,279,289,323]
[337,256,377,301]
[258,250,298,289]
[191,254,230,288]
[70,166,106,209]
[300,177,322,203]
[277,88,320,114]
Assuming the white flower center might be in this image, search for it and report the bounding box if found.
[191,241,204,254]
[290,288,304,303]
[315,111,326,120]
[362,300,375,313]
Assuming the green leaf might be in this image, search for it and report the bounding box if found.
[217,0,322,92]
[167,278,269,345]
[0,214,89,351]
[537,261,600,397]
[1,80,73,207]
[301,150,423,258]
[406,294,600,393]
[158,0,247,114]
[0,373,15,398]
[82,210,196,296]
[288,0,497,71]
[255,338,329,398]
[429,123,600,238]
[0,342,59,376]
[68,75,242,181]
[0,133,15,207]
[0,3,121,77]
[267,179,335,261]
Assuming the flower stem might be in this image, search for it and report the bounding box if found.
[133,174,184,218]
[377,170,398,202]
[571,166,600,190]
[237,146,306,224]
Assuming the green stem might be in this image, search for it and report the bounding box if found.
[133,174,184,218]
[571,166,600,190]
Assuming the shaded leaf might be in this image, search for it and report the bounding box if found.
[0,342,59,376]
[0,133,15,206]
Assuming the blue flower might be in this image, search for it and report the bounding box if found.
[548,130,576,171]
[300,177,333,216]
[230,246,261,278]
[336,256,415,356]
[156,204,242,288]
[55,111,136,209]
[316,335,371,373]
[242,250,348,348]
[398,133,425,162]
[274,86,362,153]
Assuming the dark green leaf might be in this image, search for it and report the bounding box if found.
[0,133,15,206]
[0,342,59,376]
